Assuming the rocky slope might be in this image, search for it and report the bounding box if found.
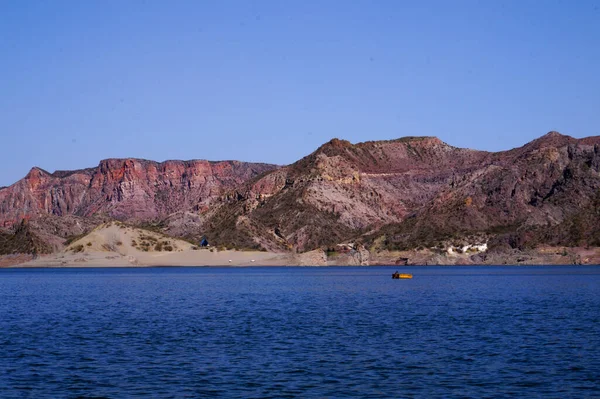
[200,137,486,250]
[0,159,277,227]
[2,131,600,264]
[0,219,52,255]
[366,132,600,251]
[0,159,277,248]
[200,132,600,256]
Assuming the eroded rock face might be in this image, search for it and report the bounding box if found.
[3,131,600,254]
[0,159,278,227]
[206,136,492,251]
[205,132,600,252]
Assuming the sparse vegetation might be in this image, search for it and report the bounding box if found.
[139,234,158,243]
[0,221,53,255]
[71,244,84,253]
[137,220,167,233]
[3,133,600,263]
[64,232,88,246]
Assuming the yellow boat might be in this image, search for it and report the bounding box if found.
[392,272,412,279]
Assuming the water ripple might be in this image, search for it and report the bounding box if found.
[0,266,599,398]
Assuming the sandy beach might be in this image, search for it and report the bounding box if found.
[9,223,294,267]
[15,248,292,267]
[4,222,334,267]
[5,222,598,268]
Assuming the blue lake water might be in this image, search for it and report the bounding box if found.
[1,266,599,398]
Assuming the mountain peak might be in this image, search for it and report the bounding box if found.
[323,138,353,149]
[311,138,354,157]
[528,131,574,148]
[542,131,568,139]
[25,167,50,179]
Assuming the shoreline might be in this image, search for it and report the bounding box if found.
[4,221,599,268]
[2,262,598,269]
[2,250,599,268]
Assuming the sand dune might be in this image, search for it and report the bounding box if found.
[18,222,293,267]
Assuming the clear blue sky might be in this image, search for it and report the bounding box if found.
[1,0,599,187]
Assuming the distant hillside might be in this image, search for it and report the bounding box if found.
[2,131,600,261]
[0,158,278,228]
[0,220,52,255]
[200,132,600,253]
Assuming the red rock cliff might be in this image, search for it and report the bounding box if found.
[0,159,277,226]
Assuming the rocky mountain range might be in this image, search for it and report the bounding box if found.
[2,131,600,264]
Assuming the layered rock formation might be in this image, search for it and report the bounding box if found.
[2,131,600,260]
[0,159,278,228]
[202,132,600,252]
